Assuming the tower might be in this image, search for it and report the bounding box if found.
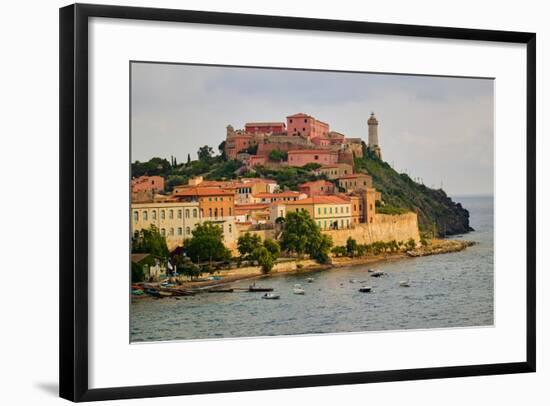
[367,112,381,159]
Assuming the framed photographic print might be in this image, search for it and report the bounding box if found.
[59,3,536,402]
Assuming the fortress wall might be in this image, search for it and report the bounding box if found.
[324,212,420,246]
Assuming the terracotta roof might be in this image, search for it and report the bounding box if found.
[299,180,334,188]
[253,191,302,199]
[285,195,350,205]
[338,173,372,180]
[173,187,235,197]
[235,203,270,211]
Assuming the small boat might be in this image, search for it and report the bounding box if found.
[399,280,411,287]
[367,269,375,273]
[293,288,305,295]
[131,289,144,296]
[262,293,280,300]
[248,286,274,292]
[294,283,302,288]
[307,277,314,283]
[349,279,358,284]
[370,271,385,278]
[159,291,174,297]
[359,286,373,293]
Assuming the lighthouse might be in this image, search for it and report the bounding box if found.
[367,112,381,159]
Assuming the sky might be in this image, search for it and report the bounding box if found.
[131,62,494,196]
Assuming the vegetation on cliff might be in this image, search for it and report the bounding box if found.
[355,145,473,237]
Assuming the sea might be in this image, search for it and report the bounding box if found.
[130,195,494,342]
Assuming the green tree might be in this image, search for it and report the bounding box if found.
[218,140,227,161]
[253,246,275,274]
[197,145,214,162]
[172,253,201,280]
[131,225,169,259]
[268,149,288,162]
[280,211,332,263]
[263,238,281,259]
[186,222,231,265]
[237,232,262,259]
[346,237,358,257]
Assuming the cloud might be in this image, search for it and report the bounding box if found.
[131,62,493,196]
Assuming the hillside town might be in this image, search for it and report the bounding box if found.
[131,112,389,254]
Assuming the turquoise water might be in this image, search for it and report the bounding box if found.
[131,195,493,342]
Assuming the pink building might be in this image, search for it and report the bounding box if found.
[245,122,286,134]
[286,113,329,139]
[225,134,255,159]
[247,155,268,168]
[287,149,339,167]
[299,180,336,196]
[131,175,165,194]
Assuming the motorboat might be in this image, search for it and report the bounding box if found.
[370,271,385,278]
[262,293,280,300]
[293,287,305,295]
[359,286,373,293]
[307,277,314,283]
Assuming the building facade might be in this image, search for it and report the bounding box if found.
[284,195,352,230]
[338,173,373,193]
[131,175,165,194]
[131,200,201,249]
[298,180,336,196]
[287,149,339,167]
[314,163,353,180]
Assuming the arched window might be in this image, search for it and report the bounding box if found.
[169,209,174,219]
[133,211,138,222]
[143,210,148,221]
[152,210,157,220]
[160,228,166,236]
[160,210,165,220]
[220,208,224,217]
[185,209,190,218]
[186,227,191,235]
[177,227,182,235]
[177,210,182,219]
[193,209,198,218]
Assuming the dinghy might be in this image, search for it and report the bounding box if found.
[261,293,280,300]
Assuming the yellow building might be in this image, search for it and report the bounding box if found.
[284,195,352,230]
[338,173,373,193]
[131,200,203,250]
[314,163,353,180]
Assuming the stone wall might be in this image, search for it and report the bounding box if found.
[324,212,420,246]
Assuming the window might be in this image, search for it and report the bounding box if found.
[177,227,182,235]
[324,207,327,214]
[186,227,191,235]
[214,208,218,218]
[220,197,223,202]
[185,209,189,218]
[370,204,373,210]
[220,208,224,217]
[193,209,198,218]
[330,207,333,214]
[346,206,350,213]
[160,210,165,220]
[161,228,166,236]
[178,209,182,219]
[209,208,212,217]
[229,208,232,216]
[142,211,147,221]
[335,207,338,214]
[228,224,232,233]
[152,210,157,220]
[133,211,138,222]
[169,209,174,219]
[317,208,321,215]
[314,155,319,160]
[169,228,174,236]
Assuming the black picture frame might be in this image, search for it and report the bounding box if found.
[59,3,536,402]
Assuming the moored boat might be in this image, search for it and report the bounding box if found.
[293,288,305,295]
[359,286,373,293]
[261,293,280,300]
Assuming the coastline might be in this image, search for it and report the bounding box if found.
[133,239,474,297]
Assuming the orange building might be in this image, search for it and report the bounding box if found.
[172,187,235,220]
[298,180,336,196]
[131,175,165,194]
[286,113,329,139]
[287,149,339,167]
